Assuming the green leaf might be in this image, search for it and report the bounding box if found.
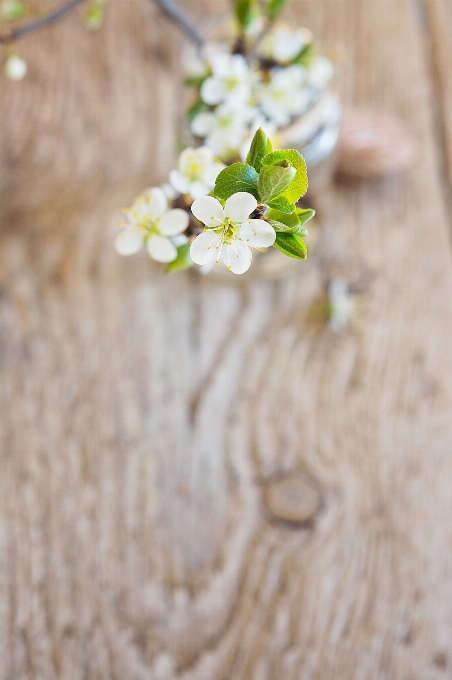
[85,2,104,29]
[1,0,27,19]
[295,208,316,226]
[187,99,207,122]
[261,149,308,202]
[267,207,300,227]
[268,196,296,214]
[273,233,307,259]
[246,127,273,172]
[268,218,308,237]
[165,243,193,274]
[266,0,289,21]
[291,42,314,67]
[184,74,208,88]
[235,0,256,28]
[268,219,300,235]
[214,163,259,200]
[257,165,296,203]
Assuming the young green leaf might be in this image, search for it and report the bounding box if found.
[266,0,289,21]
[273,233,307,259]
[2,0,27,20]
[85,1,104,30]
[268,219,308,237]
[268,219,300,235]
[235,0,256,28]
[214,163,259,200]
[246,127,273,172]
[246,128,272,172]
[267,207,300,227]
[257,165,296,203]
[261,149,308,202]
[184,74,208,88]
[295,208,316,226]
[267,196,296,214]
[291,42,314,67]
[165,243,193,274]
[187,99,207,122]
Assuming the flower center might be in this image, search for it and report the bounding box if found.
[224,75,240,92]
[137,215,160,237]
[220,218,239,244]
[217,113,234,130]
[186,160,204,182]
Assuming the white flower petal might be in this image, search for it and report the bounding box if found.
[159,209,189,236]
[191,196,225,227]
[139,187,167,219]
[114,228,143,256]
[209,52,231,77]
[188,181,210,199]
[4,54,27,80]
[146,235,177,262]
[191,111,215,137]
[172,234,189,247]
[201,77,226,105]
[203,161,226,186]
[239,219,276,248]
[179,146,211,172]
[224,192,257,223]
[161,182,177,200]
[221,241,252,274]
[190,231,222,265]
[229,53,248,75]
[308,56,334,90]
[169,169,189,195]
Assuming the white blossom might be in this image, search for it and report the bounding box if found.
[258,65,311,127]
[4,54,27,80]
[260,26,311,64]
[115,187,189,263]
[169,146,225,200]
[307,56,334,91]
[190,193,275,275]
[200,52,251,105]
[328,278,353,333]
[191,103,255,161]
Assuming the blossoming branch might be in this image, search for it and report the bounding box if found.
[115,128,315,276]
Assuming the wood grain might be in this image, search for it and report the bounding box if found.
[1,1,452,678]
[426,0,452,235]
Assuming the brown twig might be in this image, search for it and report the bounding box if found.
[0,0,204,46]
[149,0,204,48]
[0,0,88,43]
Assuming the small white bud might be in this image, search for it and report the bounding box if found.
[4,54,27,80]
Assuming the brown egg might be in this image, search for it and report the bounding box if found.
[337,107,416,178]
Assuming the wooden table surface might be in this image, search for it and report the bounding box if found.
[1,1,452,678]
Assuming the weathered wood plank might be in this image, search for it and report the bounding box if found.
[427,0,452,232]
[1,1,452,678]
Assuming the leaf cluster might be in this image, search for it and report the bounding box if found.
[213,128,314,260]
[234,0,289,29]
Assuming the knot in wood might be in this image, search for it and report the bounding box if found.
[263,472,322,526]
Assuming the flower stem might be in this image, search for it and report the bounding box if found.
[0,0,88,43]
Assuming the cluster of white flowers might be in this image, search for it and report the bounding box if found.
[188,24,334,162]
[115,145,227,263]
[115,185,278,275]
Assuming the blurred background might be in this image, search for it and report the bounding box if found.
[1,1,452,678]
